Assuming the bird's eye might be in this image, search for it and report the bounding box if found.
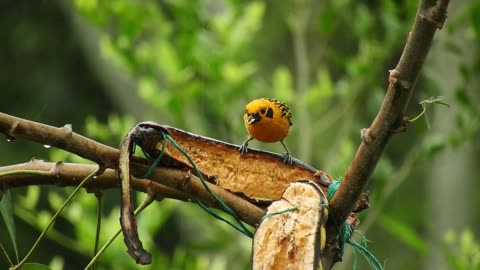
[260,108,266,115]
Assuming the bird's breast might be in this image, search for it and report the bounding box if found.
[246,118,290,143]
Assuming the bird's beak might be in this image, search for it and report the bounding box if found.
[247,113,261,124]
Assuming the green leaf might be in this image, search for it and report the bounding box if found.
[221,61,257,85]
[48,256,64,270]
[441,229,480,270]
[228,2,265,49]
[305,68,334,106]
[272,66,293,102]
[47,192,64,210]
[470,5,480,43]
[455,88,476,114]
[22,263,54,270]
[317,4,335,34]
[378,214,429,255]
[419,96,451,108]
[20,186,40,210]
[0,190,19,262]
[422,135,447,159]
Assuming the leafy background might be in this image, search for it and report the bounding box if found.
[1,0,479,269]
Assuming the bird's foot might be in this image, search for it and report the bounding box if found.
[282,152,293,165]
[239,142,249,155]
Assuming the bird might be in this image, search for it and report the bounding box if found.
[239,98,293,164]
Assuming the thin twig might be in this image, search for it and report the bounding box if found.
[92,192,103,270]
[0,240,13,267]
[84,192,156,270]
[11,168,98,270]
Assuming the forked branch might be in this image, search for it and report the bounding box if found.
[0,113,264,227]
[324,0,450,267]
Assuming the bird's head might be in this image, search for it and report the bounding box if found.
[244,98,274,125]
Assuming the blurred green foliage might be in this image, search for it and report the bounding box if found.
[443,228,480,270]
[1,0,479,269]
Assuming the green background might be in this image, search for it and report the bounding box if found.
[1,0,479,269]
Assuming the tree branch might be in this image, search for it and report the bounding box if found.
[324,0,450,266]
[0,113,264,227]
[0,161,187,201]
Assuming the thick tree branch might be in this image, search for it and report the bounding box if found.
[324,0,450,266]
[0,113,264,227]
[0,161,187,201]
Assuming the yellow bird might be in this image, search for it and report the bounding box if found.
[239,98,293,164]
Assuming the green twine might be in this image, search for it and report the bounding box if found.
[137,133,167,179]
[327,179,341,203]
[327,179,384,270]
[259,206,300,224]
[132,131,383,268]
[134,131,253,238]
